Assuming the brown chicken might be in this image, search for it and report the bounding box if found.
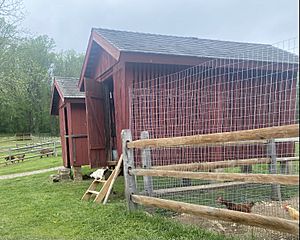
[283,204,299,220]
[216,197,255,213]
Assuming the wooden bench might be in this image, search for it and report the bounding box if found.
[15,133,32,141]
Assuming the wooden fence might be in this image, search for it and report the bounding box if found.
[122,124,299,236]
[0,140,61,165]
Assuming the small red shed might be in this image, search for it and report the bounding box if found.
[78,28,298,168]
[51,77,88,168]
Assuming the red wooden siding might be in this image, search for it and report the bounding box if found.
[129,64,298,167]
[57,98,88,168]
[85,78,111,168]
[113,64,126,155]
[68,103,88,167]
[58,99,68,167]
[93,45,117,79]
[112,63,190,155]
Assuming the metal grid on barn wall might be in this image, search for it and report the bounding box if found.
[129,39,299,238]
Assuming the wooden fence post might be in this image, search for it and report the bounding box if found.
[141,131,153,196]
[53,141,58,157]
[267,139,282,201]
[279,141,294,175]
[122,129,138,211]
[8,147,12,161]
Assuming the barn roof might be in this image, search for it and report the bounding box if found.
[93,28,298,62]
[55,77,85,98]
[50,77,85,115]
[79,28,298,90]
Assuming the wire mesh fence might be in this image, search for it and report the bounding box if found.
[128,38,299,239]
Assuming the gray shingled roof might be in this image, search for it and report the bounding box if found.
[93,28,298,63]
[50,77,85,115]
[55,77,85,98]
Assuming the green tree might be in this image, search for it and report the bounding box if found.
[0,0,84,135]
[53,49,84,77]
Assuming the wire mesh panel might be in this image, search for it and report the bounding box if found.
[128,39,299,239]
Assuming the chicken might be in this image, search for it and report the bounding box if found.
[90,167,108,180]
[216,197,255,213]
[283,204,299,220]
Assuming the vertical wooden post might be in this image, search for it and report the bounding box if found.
[267,139,282,201]
[280,142,294,175]
[122,129,138,211]
[8,147,12,162]
[141,131,153,196]
[53,141,58,157]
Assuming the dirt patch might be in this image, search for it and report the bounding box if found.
[0,167,62,180]
[173,197,299,240]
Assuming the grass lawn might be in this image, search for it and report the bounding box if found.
[0,156,62,176]
[0,172,229,240]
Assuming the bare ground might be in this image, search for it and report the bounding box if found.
[173,196,299,240]
[0,166,62,180]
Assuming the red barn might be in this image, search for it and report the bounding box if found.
[51,77,88,168]
[79,28,298,168]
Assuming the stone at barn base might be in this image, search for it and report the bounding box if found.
[72,166,83,181]
[49,167,71,182]
[59,167,71,180]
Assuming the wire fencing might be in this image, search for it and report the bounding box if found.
[127,38,299,239]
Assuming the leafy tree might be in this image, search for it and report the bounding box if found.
[0,30,84,134]
[0,0,84,135]
[53,49,84,77]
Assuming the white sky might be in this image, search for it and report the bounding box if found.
[22,0,299,53]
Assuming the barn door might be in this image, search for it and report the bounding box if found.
[85,78,111,168]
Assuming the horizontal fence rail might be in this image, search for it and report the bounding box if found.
[122,124,299,237]
[131,195,299,236]
[0,139,60,153]
[130,169,299,185]
[127,124,299,149]
[153,157,299,171]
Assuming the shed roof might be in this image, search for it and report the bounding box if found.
[55,77,85,98]
[79,28,298,90]
[93,28,298,62]
[50,77,85,115]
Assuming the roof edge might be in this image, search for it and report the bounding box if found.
[79,29,121,89]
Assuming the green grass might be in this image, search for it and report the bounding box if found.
[0,156,62,176]
[0,172,229,240]
[295,142,299,156]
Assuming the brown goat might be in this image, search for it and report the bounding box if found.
[4,154,25,163]
[40,148,54,158]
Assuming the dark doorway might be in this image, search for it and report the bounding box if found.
[64,107,71,168]
[104,77,117,160]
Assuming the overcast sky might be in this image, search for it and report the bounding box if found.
[22,0,299,53]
